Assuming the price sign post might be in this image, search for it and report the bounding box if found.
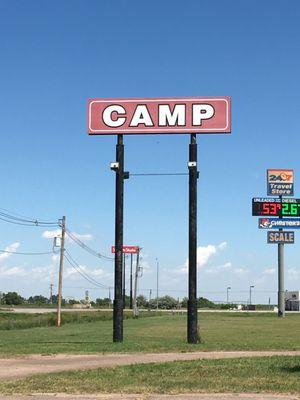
[88,96,231,343]
[252,169,295,318]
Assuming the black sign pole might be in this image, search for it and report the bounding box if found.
[122,253,126,309]
[187,133,198,344]
[130,254,133,309]
[278,195,285,317]
[113,134,124,342]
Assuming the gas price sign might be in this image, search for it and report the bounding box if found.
[252,198,300,217]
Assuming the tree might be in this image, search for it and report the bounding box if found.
[27,295,48,305]
[181,297,188,308]
[198,297,216,309]
[160,296,178,309]
[181,296,216,309]
[136,295,148,308]
[3,292,24,305]
[95,297,111,307]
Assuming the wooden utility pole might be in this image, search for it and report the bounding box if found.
[57,216,66,327]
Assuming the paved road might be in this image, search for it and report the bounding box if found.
[1,351,300,380]
[0,393,298,399]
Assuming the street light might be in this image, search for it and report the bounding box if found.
[227,286,231,303]
[250,285,255,305]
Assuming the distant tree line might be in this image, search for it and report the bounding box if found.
[0,291,247,309]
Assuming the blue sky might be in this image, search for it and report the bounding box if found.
[0,0,300,304]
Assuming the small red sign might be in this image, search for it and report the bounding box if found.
[111,245,139,254]
[88,97,231,135]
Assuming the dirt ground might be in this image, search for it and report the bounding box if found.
[1,350,300,380]
[0,393,298,399]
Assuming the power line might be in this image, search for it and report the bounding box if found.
[130,173,188,176]
[64,249,110,289]
[0,249,54,256]
[0,209,59,227]
[65,228,114,261]
[0,207,57,223]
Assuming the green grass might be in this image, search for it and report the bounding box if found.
[0,312,299,356]
[1,356,300,394]
[0,310,157,330]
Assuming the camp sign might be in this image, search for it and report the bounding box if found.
[87,97,231,135]
[267,169,294,196]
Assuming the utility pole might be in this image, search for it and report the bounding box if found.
[113,134,125,341]
[57,216,66,327]
[249,285,254,305]
[156,258,159,311]
[278,195,285,317]
[133,248,140,317]
[49,283,54,304]
[187,133,198,344]
[227,286,231,304]
[130,254,133,309]
[108,287,111,309]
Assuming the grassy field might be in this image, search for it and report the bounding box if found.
[1,356,300,394]
[0,310,157,330]
[0,312,299,356]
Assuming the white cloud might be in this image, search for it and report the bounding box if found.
[205,262,232,274]
[196,245,217,267]
[172,242,228,276]
[70,232,93,241]
[30,265,56,282]
[218,242,227,250]
[52,254,59,262]
[42,230,93,242]
[263,268,276,275]
[233,268,248,276]
[0,265,26,277]
[42,229,61,239]
[287,268,300,280]
[0,242,20,261]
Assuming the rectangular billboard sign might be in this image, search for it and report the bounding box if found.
[267,169,294,196]
[252,198,300,217]
[267,231,294,244]
[111,245,139,254]
[88,97,231,135]
[259,218,300,229]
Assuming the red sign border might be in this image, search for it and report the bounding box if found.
[88,96,231,135]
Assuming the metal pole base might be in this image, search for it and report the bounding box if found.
[113,299,123,342]
[278,291,285,318]
[187,299,199,344]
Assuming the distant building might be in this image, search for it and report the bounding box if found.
[285,291,300,311]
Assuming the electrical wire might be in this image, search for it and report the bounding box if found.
[0,207,57,223]
[64,249,110,289]
[130,173,188,176]
[0,249,54,256]
[65,228,114,261]
[65,253,107,289]
[0,209,59,227]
